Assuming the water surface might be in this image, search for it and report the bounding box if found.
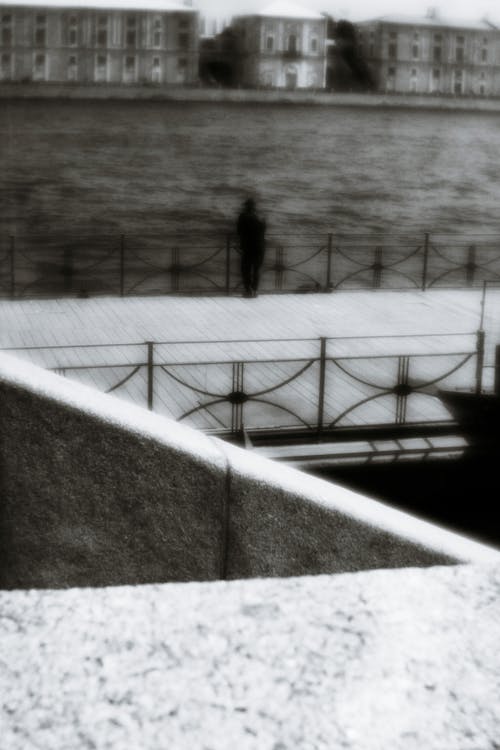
[1,99,500,239]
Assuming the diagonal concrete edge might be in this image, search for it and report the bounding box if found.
[0,351,498,590]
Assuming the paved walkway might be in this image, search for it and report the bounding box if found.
[1,289,499,432]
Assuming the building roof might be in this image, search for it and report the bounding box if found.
[0,0,196,12]
[359,13,497,31]
[239,1,324,21]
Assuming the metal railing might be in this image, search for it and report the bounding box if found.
[2,232,500,299]
[4,330,486,436]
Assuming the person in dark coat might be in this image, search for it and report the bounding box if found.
[236,198,266,297]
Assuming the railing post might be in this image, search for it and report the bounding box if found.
[422,231,430,291]
[325,233,333,292]
[466,245,477,287]
[317,337,327,434]
[9,235,15,299]
[120,234,125,297]
[373,246,383,288]
[146,341,154,410]
[225,234,231,296]
[495,345,500,396]
[475,329,485,395]
[62,245,74,295]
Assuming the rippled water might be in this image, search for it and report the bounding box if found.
[2,99,500,240]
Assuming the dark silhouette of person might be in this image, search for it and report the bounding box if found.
[236,198,266,297]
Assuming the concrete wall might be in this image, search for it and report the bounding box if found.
[0,352,498,590]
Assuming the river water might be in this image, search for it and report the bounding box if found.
[2,99,500,242]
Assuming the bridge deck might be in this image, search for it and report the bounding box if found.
[1,288,498,434]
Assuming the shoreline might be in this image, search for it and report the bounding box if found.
[3,83,500,112]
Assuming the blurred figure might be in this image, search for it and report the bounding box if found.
[236,198,266,298]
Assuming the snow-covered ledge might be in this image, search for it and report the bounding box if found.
[1,564,499,749]
[0,352,498,589]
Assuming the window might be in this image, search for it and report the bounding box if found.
[411,68,417,77]
[310,37,317,52]
[178,57,187,68]
[482,48,488,62]
[412,43,419,59]
[480,85,485,95]
[34,52,46,78]
[152,56,161,82]
[178,32,189,49]
[126,16,136,46]
[433,45,441,62]
[1,12,12,46]
[35,14,46,46]
[125,55,135,70]
[179,18,189,29]
[153,18,162,47]
[454,69,463,94]
[389,31,397,39]
[388,66,395,76]
[266,35,274,51]
[455,36,464,63]
[288,34,297,53]
[96,53,107,81]
[67,55,77,80]
[433,68,440,78]
[68,16,77,46]
[1,52,11,77]
[97,18,108,47]
[388,42,397,59]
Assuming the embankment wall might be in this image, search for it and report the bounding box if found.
[1,352,497,589]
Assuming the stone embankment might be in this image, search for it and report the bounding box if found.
[2,82,500,111]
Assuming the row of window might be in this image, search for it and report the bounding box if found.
[386,65,490,92]
[0,13,191,49]
[386,30,489,44]
[387,41,489,62]
[0,51,188,75]
[264,34,318,53]
[387,66,488,79]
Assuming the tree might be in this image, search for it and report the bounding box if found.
[326,18,375,92]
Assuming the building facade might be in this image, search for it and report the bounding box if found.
[357,14,500,96]
[0,0,198,85]
[231,1,327,89]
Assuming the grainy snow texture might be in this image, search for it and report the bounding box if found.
[1,564,500,750]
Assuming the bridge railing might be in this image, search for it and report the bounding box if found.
[2,232,500,298]
[3,330,486,436]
